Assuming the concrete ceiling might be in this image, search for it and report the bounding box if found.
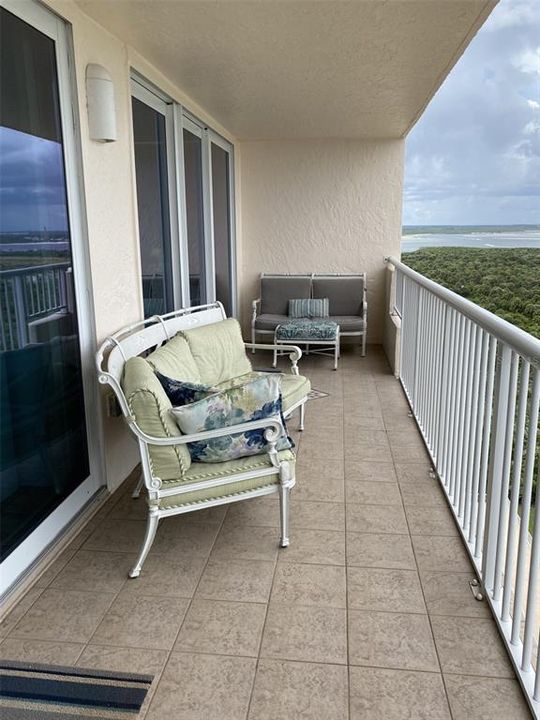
[77,0,497,140]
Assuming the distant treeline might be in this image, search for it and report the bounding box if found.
[402,247,540,339]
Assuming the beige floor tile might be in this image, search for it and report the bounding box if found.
[290,500,345,531]
[345,461,397,483]
[391,444,431,463]
[78,643,168,675]
[348,567,425,614]
[346,481,402,506]
[352,430,390,447]
[107,492,149,520]
[196,559,275,603]
[10,589,115,644]
[293,471,345,503]
[279,529,345,566]
[347,532,416,570]
[82,518,149,553]
[34,547,79,589]
[0,587,44,638]
[431,616,515,677]
[344,416,386,432]
[224,496,280,527]
[400,482,447,507]
[405,506,459,536]
[77,644,168,719]
[261,604,347,664]
[349,666,451,720]
[49,550,132,593]
[394,462,433,484]
[412,535,472,573]
[92,592,189,650]
[146,652,256,720]
[175,599,266,656]
[152,519,221,557]
[0,637,83,664]
[211,524,279,562]
[444,675,532,720]
[249,659,348,720]
[120,554,207,598]
[349,610,438,672]
[271,563,346,608]
[386,428,430,447]
[347,443,393,463]
[346,504,408,534]
[420,571,489,618]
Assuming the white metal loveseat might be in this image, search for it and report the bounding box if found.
[96,302,310,578]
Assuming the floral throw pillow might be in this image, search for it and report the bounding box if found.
[170,374,293,463]
[156,372,217,407]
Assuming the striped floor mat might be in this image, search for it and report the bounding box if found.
[307,388,330,401]
[0,661,153,718]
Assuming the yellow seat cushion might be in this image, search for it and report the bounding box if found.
[281,374,311,413]
[158,449,295,509]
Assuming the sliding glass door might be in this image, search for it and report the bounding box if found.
[210,136,235,317]
[131,83,178,318]
[130,80,237,317]
[0,1,101,593]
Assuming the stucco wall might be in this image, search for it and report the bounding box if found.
[238,139,404,343]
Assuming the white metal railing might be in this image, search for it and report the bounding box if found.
[0,262,72,351]
[387,256,540,718]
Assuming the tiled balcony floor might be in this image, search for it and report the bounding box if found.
[0,347,533,719]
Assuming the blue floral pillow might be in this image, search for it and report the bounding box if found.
[156,372,217,407]
[170,374,293,463]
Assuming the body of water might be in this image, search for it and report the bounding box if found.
[402,225,540,252]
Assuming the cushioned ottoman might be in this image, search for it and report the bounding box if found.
[275,320,340,370]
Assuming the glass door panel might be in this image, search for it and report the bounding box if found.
[132,95,174,318]
[0,7,90,560]
[183,127,206,306]
[211,142,233,316]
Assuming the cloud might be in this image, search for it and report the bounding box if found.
[0,126,68,232]
[403,0,540,226]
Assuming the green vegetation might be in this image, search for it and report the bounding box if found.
[401,247,540,339]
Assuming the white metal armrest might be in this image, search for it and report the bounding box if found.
[126,415,283,448]
[244,342,302,375]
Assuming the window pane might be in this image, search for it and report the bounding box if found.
[211,143,233,316]
[183,128,206,306]
[0,8,89,560]
[132,97,173,318]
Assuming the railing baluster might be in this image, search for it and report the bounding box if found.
[502,361,530,621]
[522,464,540,671]
[512,369,540,646]
[468,330,490,542]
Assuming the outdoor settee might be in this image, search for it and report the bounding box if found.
[96,302,310,578]
[252,273,368,356]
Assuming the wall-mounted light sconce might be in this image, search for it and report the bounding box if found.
[86,64,117,142]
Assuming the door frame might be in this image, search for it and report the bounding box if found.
[0,0,104,598]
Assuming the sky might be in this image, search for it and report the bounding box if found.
[0,127,68,233]
[403,0,540,227]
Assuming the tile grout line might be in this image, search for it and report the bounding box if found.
[376,376,456,720]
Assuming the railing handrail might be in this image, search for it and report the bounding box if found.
[0,261,71,278]
[387,256,540,368]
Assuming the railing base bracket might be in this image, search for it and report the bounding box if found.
[469,578,484,601]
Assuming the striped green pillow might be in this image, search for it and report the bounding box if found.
[288,298,329,318]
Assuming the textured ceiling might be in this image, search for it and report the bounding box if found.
[76,0,496,140]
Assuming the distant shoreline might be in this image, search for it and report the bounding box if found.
[401,225,540,252]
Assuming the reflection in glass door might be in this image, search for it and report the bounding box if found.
[183,123,206,307]
[0,3,97,589]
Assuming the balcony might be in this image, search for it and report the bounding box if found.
[1,272,536,718]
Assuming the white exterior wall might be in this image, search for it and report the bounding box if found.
[36,1,405,492]
[238,139,404,342]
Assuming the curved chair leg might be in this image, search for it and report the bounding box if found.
[251,326,256,354]
[132,471,144,498]
[299,402,305,431]
[129,510,159,578]
[278,485,290,548]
